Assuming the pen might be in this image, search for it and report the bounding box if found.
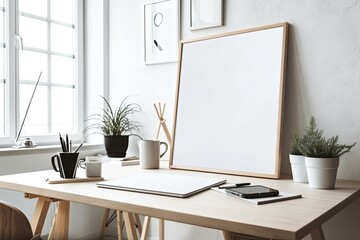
[74,142,83,153]
[218,183,251,189]
[65,134,69,152]
[59,133,66,152]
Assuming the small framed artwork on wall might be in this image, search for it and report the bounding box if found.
[190,0,223,30]
[144,0,179,64]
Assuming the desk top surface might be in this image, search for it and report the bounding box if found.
[1,161,360,240]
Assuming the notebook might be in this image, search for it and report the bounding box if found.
[97,172,226,198]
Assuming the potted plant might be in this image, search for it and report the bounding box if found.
[84,96,142,157]
[289,133,308,183]
[298,116,356,189]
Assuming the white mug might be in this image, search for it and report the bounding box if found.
[79,156,102,177]
[138,140,168,169]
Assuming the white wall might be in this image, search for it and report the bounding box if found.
[107,0,178,157]
[108,0,360,239]
[1,1,359,239]
[84,0,109,143]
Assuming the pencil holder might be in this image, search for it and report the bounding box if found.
[51,152,79,178]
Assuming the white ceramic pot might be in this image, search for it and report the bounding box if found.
[289,154,308,183]
[305,157,339,189]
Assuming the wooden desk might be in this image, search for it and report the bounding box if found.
[0,161,360,240]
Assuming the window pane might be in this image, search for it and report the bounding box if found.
[0,11,4,44]
[51,87,74,133]
[0,82,4,136]
[0,48,4,81]
[20,16,47,50]
[0,7,3,82]
[51,55,74,84]
[51,24,74,54]
[51,0,75,24]
[19,51,47,81]
[0,48,4,136]
[19,84,48,135]
[14,0,79,140]
[19,0,47,18]
[0,5,4,137]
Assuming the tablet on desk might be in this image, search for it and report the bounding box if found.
[97,173,226,198]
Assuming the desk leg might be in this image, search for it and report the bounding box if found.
[99,208,110,240]
[134,214,142,234]
[223,231,271,240]
[48,201,70,240]
[123,212,137,240]
[223,231,231,240]
[116,210,123,240]
[159,219,165,240]
[140,216,151,240]
[31,196,51,236]
[311,227,325,240]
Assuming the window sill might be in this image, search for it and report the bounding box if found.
[0,143,105,156]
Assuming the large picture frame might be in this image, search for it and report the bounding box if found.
[190,0,223,30]
[144,0,179,64]
[170,23,289,179]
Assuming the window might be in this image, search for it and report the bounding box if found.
[0,1,5,137]
[0,0,83,146]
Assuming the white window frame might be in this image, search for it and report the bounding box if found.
[0,0,84,147]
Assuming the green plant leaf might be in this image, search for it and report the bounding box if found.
[296,116,356,158]
[84,95,142,137]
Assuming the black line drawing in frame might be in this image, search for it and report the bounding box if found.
[144,0,179,64]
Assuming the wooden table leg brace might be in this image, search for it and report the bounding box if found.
[25,193,59,238]
[48,200,70,240]
[311,227,325,240]
[30,196,51,236]
[100,209,152,240]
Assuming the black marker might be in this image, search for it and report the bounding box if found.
[218,183,251,189]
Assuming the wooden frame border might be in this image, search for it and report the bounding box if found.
[169,22,289,179]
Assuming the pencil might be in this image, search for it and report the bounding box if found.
[74,142,83,153]
[59,133,66,152]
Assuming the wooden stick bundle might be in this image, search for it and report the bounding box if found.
[154,103,172,145]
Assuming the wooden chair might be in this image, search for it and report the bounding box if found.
[0,200,40,240]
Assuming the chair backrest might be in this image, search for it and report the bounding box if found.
[0,200,34,240]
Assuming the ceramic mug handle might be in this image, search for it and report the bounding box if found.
[51,155,60,172]
[78,158,86,169]
[160,142,168,158]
